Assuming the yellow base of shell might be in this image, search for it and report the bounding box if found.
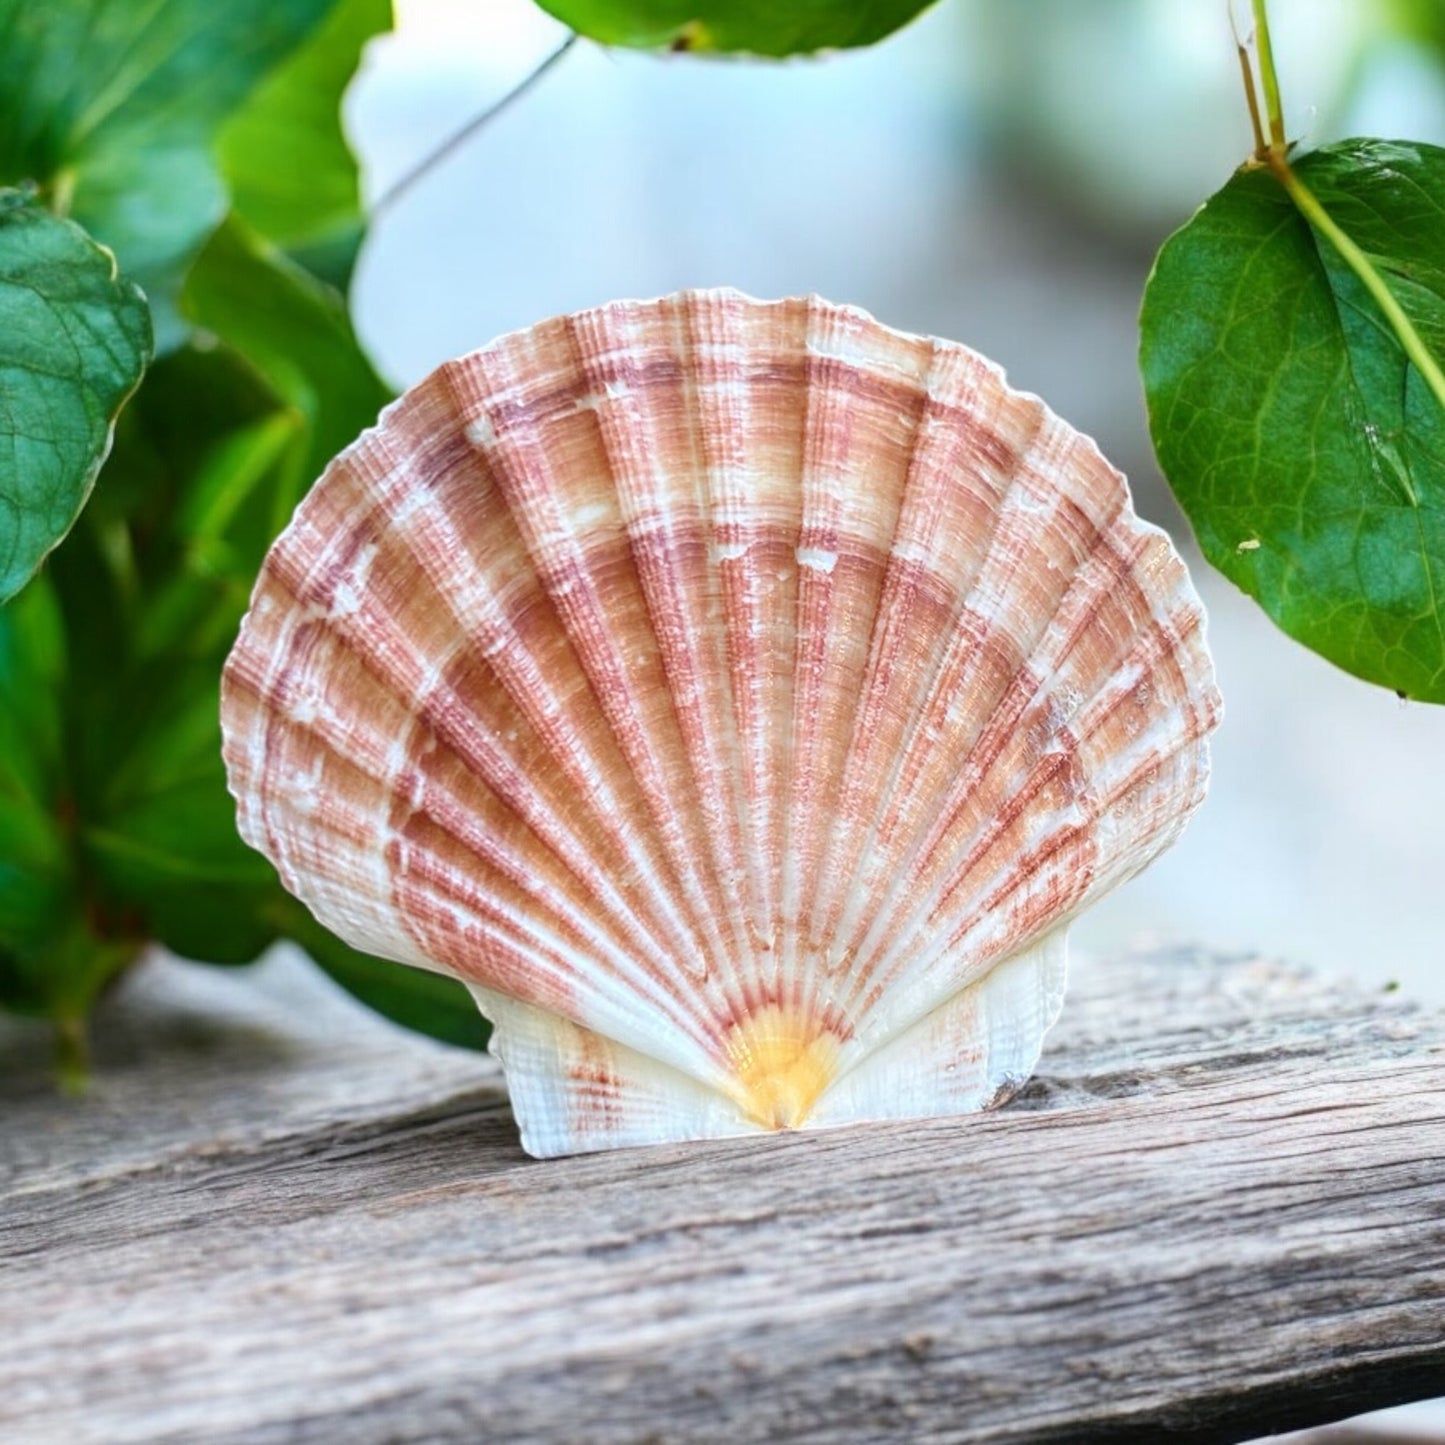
[472,928,1066,1157]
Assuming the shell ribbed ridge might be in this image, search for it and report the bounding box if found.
[807,344,1052,1024]
[223,441,722,1067]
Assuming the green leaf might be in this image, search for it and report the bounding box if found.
[41,329,368,968]
[0,576,68,954]
[1389,0,1445,58]
[279,901,490,1051]
[532,0,936,55]
[0,5,417,1058]
[219,0,392,292]
[183,216,392,498]
[0,193,151,603]
[0,568,64,795]
[2,342,283,1003]
[21,227,388,979]
[0,0,336,348]
[0,576,141,1035]
[1141,138,1445,702]
[127,412,302,661]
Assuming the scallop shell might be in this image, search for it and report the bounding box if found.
[221,290,1220,1158]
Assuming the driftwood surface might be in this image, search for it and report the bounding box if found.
[1,946,1443,1445]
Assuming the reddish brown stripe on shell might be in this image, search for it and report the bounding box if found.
[805,354,1052,956]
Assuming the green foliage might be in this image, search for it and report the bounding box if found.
[185,218,393,486]
[532,0,937,55]
[219,0,391,290]
[0,238,487,1057]
[0,192,152,602]
[0,573,76,1014]
[1389,0,1445,58]
[0,0,487,1067]
[0,0,337,349]
[1142,140,1445,701]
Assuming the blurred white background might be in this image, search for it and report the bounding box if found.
[349,0,1445,1014]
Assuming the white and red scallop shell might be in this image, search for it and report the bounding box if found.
[220,290,1220,1158]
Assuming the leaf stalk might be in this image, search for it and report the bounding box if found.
[1249,0,1287,151]
[54,1013,90,1093]
[1245,0,1445,420]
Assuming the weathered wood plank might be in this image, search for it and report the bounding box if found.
[2,947,1443,1444]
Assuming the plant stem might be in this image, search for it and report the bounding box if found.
[1232,26,1266,156]
[50,166,76,219]
[1246,0,1445,419]
[1249,0,1286,150]
[371,33,579,219]
[54,1013,90,1094]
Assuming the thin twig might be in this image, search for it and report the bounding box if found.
[1227,3,1266,158]
[371,33,579,219]
[1234,40,1266,157]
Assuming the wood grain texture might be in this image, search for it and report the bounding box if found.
[2,946,1442,1444]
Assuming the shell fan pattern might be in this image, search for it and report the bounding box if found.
[221,290,1221,1158]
